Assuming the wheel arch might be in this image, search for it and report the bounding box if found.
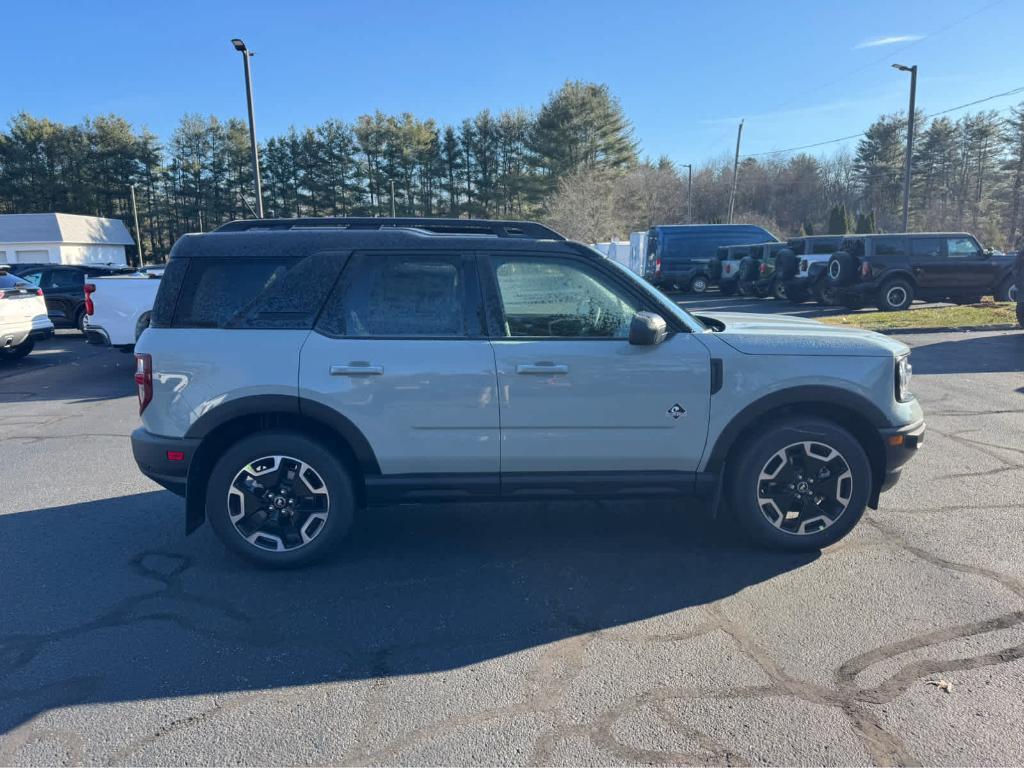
[705,387,888,509]
[879,269,918,290]
[183,395,380,533]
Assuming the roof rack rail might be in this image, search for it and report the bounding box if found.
[214,216,565,240]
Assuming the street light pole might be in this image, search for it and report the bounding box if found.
[727,120,744,224]
[681,163,693,224]
[232,38,264,219]
[893,63,918,233]
[390,180,396,217]
[129,184,143,267]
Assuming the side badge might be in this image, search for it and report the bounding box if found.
[667,403,686,420]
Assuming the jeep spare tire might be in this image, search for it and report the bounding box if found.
[707,256,723,280]
[826,251,856,287]
[775,249,798,279]
[738,256,757,282]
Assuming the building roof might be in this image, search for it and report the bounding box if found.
[0,213,135,246]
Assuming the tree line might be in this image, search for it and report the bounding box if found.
[2,80,1024,261]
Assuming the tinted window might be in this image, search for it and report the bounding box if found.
[874,237,906,258]
[171,252,343,329]
[911,238,944,259]
[150,260,187,328]
[947,237,980,259]
[318,253,472,338]
[16,270,43,287]
[657,227,774,262]
[811,238,842,254]
[0,273,29,289]
[47,269,85,290]
[492,257,643,338]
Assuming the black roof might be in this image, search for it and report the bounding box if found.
[170,217,591,260]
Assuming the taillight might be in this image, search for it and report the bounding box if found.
[134,353,153,414]
[36,288,43,296]
[654,258,661,275]
[861,261,871,277]
[760,263,768,274]
[724,264,731,274]
[800,259,808,272]
[84,283,96,315]
[0,290,6,300]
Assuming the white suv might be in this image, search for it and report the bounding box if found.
[0,269,54,361]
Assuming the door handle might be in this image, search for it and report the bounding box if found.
[516,363,569,375]
[330,364,383,376]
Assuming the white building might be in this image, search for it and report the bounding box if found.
[0,213,134,266]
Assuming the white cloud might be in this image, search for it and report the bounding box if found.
[854,34,924,49]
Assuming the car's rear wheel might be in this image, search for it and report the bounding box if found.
[75,307,87,334]
[877,278,914,311]
[0,339,34,361]
[689,275,709,294]
[771,277,787,300]
[727,417,871,551]
[206,431,355,567]
[994,276,1016,302]
[816,282,839,306]
[1017,301,1024,328]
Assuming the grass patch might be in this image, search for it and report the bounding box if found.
[820,301,1017,331]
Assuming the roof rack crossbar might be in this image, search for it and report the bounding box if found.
[215,217,565,240]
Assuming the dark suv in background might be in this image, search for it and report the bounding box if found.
[8,263,136,331]
[825,233,1016,311]
[644,224,778,293]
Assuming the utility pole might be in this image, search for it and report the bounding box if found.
[727,120,744,224]
[231,39,264,218]
[682,163,693,224]
[893,64,918,233]
[390,180,396,217]
[129,184,143,268]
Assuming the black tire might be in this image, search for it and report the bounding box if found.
[815,282,839,307]
[719,281,738,296]
[876,277,914,312]
[775,249,798,279]
[994,275,1016,302]
[726,416,871,552]
[0,340,34,361]
[75,307,87,334]
[738,257,757,282]
[689,274,709,294]
[707,256,723,280]
[825,251,856,287]
[205,431,356,568]
[771,277,787,300]
[1017,301,1024,328]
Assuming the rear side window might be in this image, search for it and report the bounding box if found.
[169,252,344,329]
[811,238,842,254]
[875,237,907,258]
[47,270,85,290]
[911,238,944,259]
[317,253,476,338]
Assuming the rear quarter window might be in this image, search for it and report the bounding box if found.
[166,252,345,329]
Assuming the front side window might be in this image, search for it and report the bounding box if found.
[317,253,473,338]
[911,238,944,259]
[47,269,85,290]
[492,257,643,338]
[947,237,981,259]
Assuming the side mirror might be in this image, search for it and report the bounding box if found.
[629,312,667,346]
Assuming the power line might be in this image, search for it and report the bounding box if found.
[741,86,1024,159]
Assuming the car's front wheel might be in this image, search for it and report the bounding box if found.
[206,431,355,567]
[994,276,1016,302]
[727,417,871,551]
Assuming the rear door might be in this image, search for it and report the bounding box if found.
[299,251,500,481]
[483,253,711,478]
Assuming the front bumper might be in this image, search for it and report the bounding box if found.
[131,427,199,497]
[878,417,925,494]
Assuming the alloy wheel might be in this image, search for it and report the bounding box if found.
[227,455,330,552]
[756,441,853,535]
[885,285,908,309]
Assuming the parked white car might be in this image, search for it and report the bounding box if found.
[0,270,54,360]
[83,273,161,349]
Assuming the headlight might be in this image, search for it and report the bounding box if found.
[896,354,913,402]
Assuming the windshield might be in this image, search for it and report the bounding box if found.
[602,257,706,331]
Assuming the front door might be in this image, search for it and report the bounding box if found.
[483,254,711,476]
[299,251,500,479]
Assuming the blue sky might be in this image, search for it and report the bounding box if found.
[5,0,1022,164]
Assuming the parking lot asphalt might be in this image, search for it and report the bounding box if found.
[1,326,1023,766]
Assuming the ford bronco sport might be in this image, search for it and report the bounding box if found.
[131,217,924,567]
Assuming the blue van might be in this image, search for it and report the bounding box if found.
[645,224,778,293]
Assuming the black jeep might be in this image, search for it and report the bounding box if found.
[825,233,1016,311]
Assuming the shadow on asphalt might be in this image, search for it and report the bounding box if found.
[909,331,1024,375]
[0,492,815,733]
[0,334,134,404]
